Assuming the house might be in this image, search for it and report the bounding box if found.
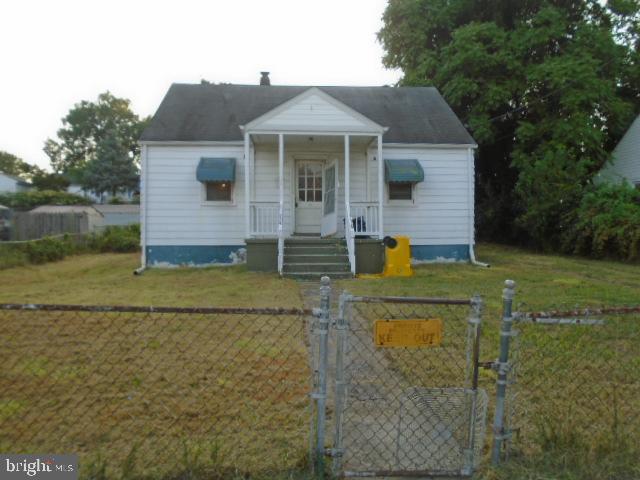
[139,74,477,276]
[93,204,140,227]
[0,171,31,193]
[67,183,139,204]
[599,114,640,187]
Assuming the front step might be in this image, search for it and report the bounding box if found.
[284,262,350,274]
[282,238,352,279]
[284,272,353,280]
[286,254,349,264]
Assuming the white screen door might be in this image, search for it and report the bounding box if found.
[321,160,338,237]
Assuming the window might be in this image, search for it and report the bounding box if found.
[205,182,232,202]
[297,163,322,202]
[388,182,413,201]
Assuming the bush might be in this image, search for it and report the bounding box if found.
[22,235,75,263]
[88,224,140,253]
[0,225,140,269]
[0,190,90,210]
[562,183,640,261]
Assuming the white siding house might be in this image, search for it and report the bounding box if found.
[599,114,640,187]
[0,172,31,194]
[140,80,477,273]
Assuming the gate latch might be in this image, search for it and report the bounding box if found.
[324,448,344,458]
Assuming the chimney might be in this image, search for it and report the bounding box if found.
[260,72,271,86]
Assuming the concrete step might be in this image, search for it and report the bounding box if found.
[282,271,353,280]
[285,238,345,246]
[283,262,350,274]
[285,254,349,264]
[285,246,347,255]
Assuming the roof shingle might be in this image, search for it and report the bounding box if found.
[141,84,475,145]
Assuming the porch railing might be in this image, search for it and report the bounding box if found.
[250,202,278,236]
[344,205,356,275]
[349,202,380,237]
[277,202,284,275]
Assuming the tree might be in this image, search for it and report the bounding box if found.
[81,133,139,197]
[0,150,37,180]
[30,171,70,191]
[378,0,640,249]
[44,92,150,177]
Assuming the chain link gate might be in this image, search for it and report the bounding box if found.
[321,290,488,478]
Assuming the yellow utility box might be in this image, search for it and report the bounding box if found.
[382,236,413,277]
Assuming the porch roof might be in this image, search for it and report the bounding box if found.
[141,84,476,145]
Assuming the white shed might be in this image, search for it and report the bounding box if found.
[139,77,478,276]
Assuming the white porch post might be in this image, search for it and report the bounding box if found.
[344,135,350,217]
[279,134,284,218]
[277,133,285,274]
[244,131,250,237]
[377,134,384,239]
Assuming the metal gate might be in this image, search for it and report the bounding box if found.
[328,292,487,478]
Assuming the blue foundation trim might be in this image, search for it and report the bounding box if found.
[146,245,245,266]
[411,244,469,262]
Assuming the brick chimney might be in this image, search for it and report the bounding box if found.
[260,72,271,86]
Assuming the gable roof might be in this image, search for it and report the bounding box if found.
[140,84,475,145]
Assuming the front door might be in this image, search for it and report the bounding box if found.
[295,161,323,234]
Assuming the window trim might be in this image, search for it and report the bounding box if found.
[385,182,417,206]
[201,181,236,206]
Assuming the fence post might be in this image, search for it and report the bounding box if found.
[315,275,331,478]
[463,293,483,474]
[491,279,516,465]
[331,291,349,474]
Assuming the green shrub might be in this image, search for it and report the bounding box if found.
[89,224,140,253]
[22,235,75,263]
[0,225,140,270]
[562,183,640,261]
[0,190,90,210]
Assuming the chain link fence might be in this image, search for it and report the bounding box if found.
[490,287,640,474]
[3,279,638,479]
[330,294,487,478]
[0,303,314,479]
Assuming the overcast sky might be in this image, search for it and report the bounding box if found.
[0,0,401,170]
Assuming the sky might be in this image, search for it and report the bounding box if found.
[0,0,401,170]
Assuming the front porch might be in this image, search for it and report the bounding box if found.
[243,132,385,275]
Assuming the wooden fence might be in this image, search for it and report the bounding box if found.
[11,212,95,241]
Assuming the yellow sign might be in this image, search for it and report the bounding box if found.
[374,319,443,347]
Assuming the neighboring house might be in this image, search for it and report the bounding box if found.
[0,171,31,193]
[139,74,477,275]
[67,184,138,203]
[599,114,640,187]
[93,204,140,227]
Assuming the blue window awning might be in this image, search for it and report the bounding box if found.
[196,158,236,183]
[384,159,424,183]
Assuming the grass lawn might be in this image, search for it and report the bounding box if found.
[0,253,303,307]
[0,253,310,479]
[0,245,638,479]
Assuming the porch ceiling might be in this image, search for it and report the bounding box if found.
[251,133,374,147]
